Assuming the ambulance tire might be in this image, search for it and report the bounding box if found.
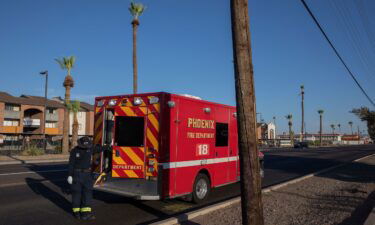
[192,173,210,204]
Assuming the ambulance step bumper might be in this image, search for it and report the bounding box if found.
[94,178,160,200]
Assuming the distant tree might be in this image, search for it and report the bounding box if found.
[55,56,76,152]
[348,121,354,135]
[285,114,294,145]
[351,107,375,140]
[337,123,341,134]
[129,2,145,94]
[318,109,324,146]
[66,100,80,148]
[330,124,335,134]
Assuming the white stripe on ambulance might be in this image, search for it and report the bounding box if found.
[161,156,239,169]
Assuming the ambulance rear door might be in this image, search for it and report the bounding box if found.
[112,106,147,179]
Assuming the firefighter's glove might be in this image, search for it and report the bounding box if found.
[67,176,73,185]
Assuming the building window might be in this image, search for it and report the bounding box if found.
[45,122,57,128]
[215,123,229,147]
[47,108,56,114]
[5,104,20,111]
[3,119,20,126]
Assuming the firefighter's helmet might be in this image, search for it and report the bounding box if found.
[77,136,92,149]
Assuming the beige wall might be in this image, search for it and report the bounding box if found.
[0,102,4,133]
[56,108,64,135]
[86,111,94,136]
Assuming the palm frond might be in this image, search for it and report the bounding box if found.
[66,100,80,113]
[55,58,67,69]
[55,56,76,73]
[69,56,76,69]
[129,2,145,19]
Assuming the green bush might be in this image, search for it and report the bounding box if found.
[24,145,44,156]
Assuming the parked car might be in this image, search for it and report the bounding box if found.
[294,141,309,149]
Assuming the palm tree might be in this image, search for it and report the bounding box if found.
[337,123,341,134]
[55,56,76,153]
[66,100,80,148]
[348,121,353,135]
[330,124,336,142]
[318,109,324,146]
[129,2,145,94]
[285,114,294,146]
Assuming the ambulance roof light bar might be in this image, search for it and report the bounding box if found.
[134,97,143,105]
[149,97,159,104]
[108,99,117,106]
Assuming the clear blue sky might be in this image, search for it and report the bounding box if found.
[1,0,375,135]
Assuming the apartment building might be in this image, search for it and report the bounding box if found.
[51,97,94,136]
[0,92,94,143]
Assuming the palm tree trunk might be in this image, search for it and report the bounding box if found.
[289,123,294,146]
[72,111,78,148]
[62,86,71,153]
[132,20,139,94]
[319,115,322,146]
[231,0,264,224]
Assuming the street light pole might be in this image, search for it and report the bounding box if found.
[40,70,48,152]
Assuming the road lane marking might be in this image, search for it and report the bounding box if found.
[0,178,65,188]
[0,169,67,176]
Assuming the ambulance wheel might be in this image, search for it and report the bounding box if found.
[192,173,210,203]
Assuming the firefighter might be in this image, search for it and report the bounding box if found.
[67,136,96,220]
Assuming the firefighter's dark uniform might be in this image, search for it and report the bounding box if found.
[68,137,97,220]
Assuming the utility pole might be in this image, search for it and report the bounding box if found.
[300,85,305,142]
[231,0,264,225]
[40,70,48,153]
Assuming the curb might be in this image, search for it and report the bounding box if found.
[152,153,375,225]
[0,159,68,165]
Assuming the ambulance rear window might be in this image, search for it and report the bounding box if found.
[115,116,144,147]
[215,123,228,147]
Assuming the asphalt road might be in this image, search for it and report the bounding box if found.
[0,145,374,225]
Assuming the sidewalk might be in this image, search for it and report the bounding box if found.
[181,155,375,225]
[0,154,69,165]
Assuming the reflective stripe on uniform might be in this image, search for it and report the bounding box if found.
[81,207,92,212]
[72,208,80,213]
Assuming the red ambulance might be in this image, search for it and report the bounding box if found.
[92,92,264,203]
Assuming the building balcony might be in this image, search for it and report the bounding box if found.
[23,118,40,127]
[46,113,59,121]
[45,128,60,135]
[1,126,22,133]
[4,110,21,119]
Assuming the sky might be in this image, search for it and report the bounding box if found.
[1,0,375,135]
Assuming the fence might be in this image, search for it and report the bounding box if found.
[0,134,91,156]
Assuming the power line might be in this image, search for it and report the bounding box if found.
[300,0,375,108]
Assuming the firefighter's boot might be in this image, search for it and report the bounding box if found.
[81,212,95,220]
[73,212,81,219]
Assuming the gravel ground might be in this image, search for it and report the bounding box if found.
[182,155,375,225]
